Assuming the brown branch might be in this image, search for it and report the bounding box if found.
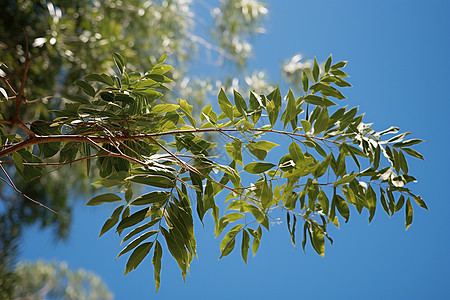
[0,126,342,159]
[16,121,35,136]
[0,120,13,125]
[0,119,36,137]
[0,164,57,213]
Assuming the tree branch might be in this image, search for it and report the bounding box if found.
[0,127,342,159]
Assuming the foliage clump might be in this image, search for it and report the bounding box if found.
[0,51,427,292]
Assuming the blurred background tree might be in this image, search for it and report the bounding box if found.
[12,260,112,300]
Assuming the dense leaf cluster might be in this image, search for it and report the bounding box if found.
[0,53,426,292]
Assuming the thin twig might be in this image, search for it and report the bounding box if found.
[26,96,55,104]
[0,164,57,213]
[0,77,17,94]
[25,165,63,183]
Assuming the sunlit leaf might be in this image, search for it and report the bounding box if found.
[405,198,413,230]
[117,231,157,259]
[241,229,250,263]
[244,162,276,174]
[99,205,124,237]
[87,193,123,206]
[130,191,170,206]
[117,208,151,233]
[152,241,163,293]
[124,242,153,275]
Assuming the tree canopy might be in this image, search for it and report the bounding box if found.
[0,49,427,292]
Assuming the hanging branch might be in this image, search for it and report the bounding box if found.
[0,52,427,290]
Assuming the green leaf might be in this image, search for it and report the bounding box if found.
[302,222,309,252]
[130,191,170,206]
[225,140,243,166]
[249,91,262,124]
[395,195,405,212]
[313,154,332,178]
[402,148,424,160]
[334,173,357,187]
[405,198,413,230]
[84,73,114,86]
[122,218,162,243]
[244,162,276,174]
[12,152,24,172]
[313,57,320,82]
[393,139,424,148]
[282,89,297,128]
[302,71,308,93]
[367,186,377,223]
[160,227,187,280]
[288,142,305,165]
[150,64,173,75]
[248,226,262,256]
[126,174,175,189]
[218,88,234,122]
[124,242,153,275]
[304,95,336,107]
[99,205,124,237]
[241,230,250,263]
[215,213,245,237]
[334,195,350,223]
[117,231,157,259]
[152,241,163,293]
[398,151,408,174]
[178,99,196,127]
[324,54,332,73]
[310,223,325,257]
[257,179,271,210]
[379,189,390,216]
[86,193,123,206]
[331,61,347,69]
[234,90,248,117]
[219,237,236,259]
[300,119,311,133]
[158,53,168,64]
[408,193,428,211]
[152,103,180,114]
[310,82,346,100]
[113,52,126,75]
[75,80,96,97]
[267,86,282,127]
[117,207,151,233]
[386,132,412,144]
[318,190,329,215]
[220,224,243,259]
[329,69,349,78]
[247,140,279,160]
[286,212,297,247]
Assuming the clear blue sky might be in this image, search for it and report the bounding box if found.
[21,1,450,299]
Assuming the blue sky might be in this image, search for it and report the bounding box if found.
[21,1,450,299]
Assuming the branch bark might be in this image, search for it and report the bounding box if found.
[0,127,339,159]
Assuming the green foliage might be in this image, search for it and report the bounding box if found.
[0,53,427,293]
